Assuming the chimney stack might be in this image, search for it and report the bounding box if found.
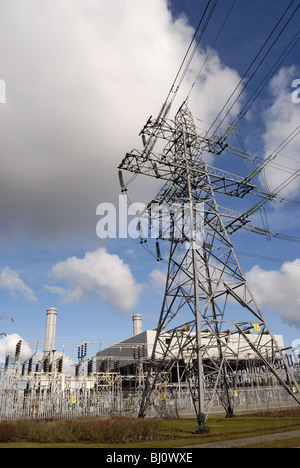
[132,314,142,336]
[44,307,58,355]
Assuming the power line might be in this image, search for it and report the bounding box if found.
[165,0,219,108]
[219,247,300,268]
[207,0,300,136]
[232,29,300,127]
[248,125,300,180]
[193,118,300,207]
[187,0,238,101]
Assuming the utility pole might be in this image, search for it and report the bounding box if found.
[119,102,300,431]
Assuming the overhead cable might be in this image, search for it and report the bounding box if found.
[207,0,300,137]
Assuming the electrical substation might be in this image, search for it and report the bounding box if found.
[1,2,300,430]
[0,307,300,423]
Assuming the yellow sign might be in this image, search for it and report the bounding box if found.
[234,391,238,397]
[71,396,77,404]
[253,324,260,332]
[161,393,166,400]
[185,324,190,332]
[293,387,296,394]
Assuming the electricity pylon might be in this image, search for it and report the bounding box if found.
[119,102,300,433]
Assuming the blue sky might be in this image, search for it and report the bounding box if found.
[0,0,299,365]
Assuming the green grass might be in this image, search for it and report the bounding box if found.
[1,409,300,448]
[157,412,300,448]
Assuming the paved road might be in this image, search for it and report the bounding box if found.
[182,430,300,448]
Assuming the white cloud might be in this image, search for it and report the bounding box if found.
[0,267,37,302]
[148,268,167,294]
[46,248,142,313]
[261,66,300,198]
[245,260,300,326]
[0,0,242,245]
[0,334,32,361]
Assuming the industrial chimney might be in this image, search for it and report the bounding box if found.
[132,314,142,336]
[44,307,58,355]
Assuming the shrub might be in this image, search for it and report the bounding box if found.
[244,408,300,419]
[0,423,17,442]
[0,417,163,444]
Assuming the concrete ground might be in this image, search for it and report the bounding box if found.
[182,429,300,448]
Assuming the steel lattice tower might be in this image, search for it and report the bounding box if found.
[118,102,300,433]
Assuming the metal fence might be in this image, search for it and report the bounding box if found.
[0,382,297,421]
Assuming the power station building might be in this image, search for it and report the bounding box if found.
[96,313,286,376]
[29,307,287,377]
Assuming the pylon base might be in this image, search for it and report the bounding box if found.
[195,425,210,435]
[225,412,236,419]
